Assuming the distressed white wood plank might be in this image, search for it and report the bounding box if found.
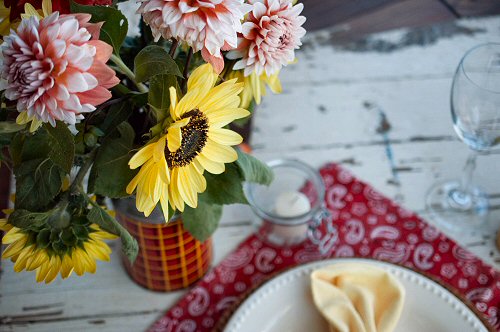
[0,313,160,332]
[252,77,455,151]
[282,16,500,85]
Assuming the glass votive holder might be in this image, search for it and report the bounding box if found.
[245,159,336,253]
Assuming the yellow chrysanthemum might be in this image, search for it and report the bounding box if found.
[21,0,52,20]
[126,136,170,220]
[229,70,282,109]
[0,2,12,38]
[0,219,116,284]
[0,0,51,40]
[127,64,249,217]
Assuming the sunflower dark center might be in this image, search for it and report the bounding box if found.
[165,109,209,168]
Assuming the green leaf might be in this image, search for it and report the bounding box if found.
[182,201,222,242]
[70,2,128,54]
[8,132,24,165]
[45,123,75,173]
[201,164,248,205]
[235,149,274,185]
[98,102,134,135]
[134,45,182,83]
[148,74,178,119]
[0,121,24,134]
[8,209,51,230]
[87,202,138,263]
[14,158,64,211]
[88,122,137,198]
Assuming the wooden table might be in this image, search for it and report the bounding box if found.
[2,15,500,332]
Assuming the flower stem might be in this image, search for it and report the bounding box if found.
[70,149,97,194]
[110,54,148,93]
[182,47,193,92]
[169,39,179,57]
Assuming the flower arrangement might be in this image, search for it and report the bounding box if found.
[0,0,306,283]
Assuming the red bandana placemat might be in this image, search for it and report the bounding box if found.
[149,163,500,331]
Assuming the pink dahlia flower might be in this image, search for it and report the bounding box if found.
[0,12,119,126]
[138,0,251,74]
[227,0,306,76]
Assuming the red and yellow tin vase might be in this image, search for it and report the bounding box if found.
[114,198,212,292]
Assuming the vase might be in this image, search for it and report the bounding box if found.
[113,198,213,292]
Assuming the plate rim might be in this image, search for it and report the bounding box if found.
[223,257,493,332]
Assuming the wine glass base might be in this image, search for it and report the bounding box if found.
[426,180,488,233]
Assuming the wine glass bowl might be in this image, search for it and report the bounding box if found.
[426,43,500,232]
[451,44,500,151]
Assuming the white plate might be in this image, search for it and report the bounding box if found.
[224,258,489,332]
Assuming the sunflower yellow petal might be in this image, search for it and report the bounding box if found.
[72,250,85,276]
[199,80,243,110]
[60,254,74,279]
[2,228,25,244]
[126,173,140,194]
[168,169,185,211]
[82,251,97,274]
[196,154,225,174]
[177,167,198,208]
[187,163,207,192]
[208,128,243,146]
[13,246,34,272]
[36,260,51,282]
[187,63,217,95]
[175,88,201,118]
[167,126,183,152]
[89,225,118,240]
[89,238,113,255]
[169,87,178,119]
[2,237,27,259]
[26,248,49,271]
[44,256,61,284]
[202,139,238,163]
[84,242,110,262]
[206,108,250,128]
[0,219,13,232]
[192,158,205,174]
[202,95,241,115]
[129,144,155,169]
[153,137,166,162]
[159,190,170,222]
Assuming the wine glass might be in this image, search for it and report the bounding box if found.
[426,43,500,232]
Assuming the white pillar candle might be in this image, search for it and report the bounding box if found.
[262,191,312,246]
[275,191,311,217]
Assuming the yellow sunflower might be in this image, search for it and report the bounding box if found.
[126,135,170,220]
[229,70,282,109]
[127,63,249,217]
[0,218,116,284]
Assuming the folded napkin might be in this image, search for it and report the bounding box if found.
[311,263,405,332]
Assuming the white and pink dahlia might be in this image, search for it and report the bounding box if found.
[227,0,306,76]
[138,0,251,74]
[0,12,119,126]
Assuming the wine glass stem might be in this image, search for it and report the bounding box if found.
[448,151,478,209]
[460,151,477,194]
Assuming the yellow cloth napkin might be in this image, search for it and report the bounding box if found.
[311,262,405,332]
